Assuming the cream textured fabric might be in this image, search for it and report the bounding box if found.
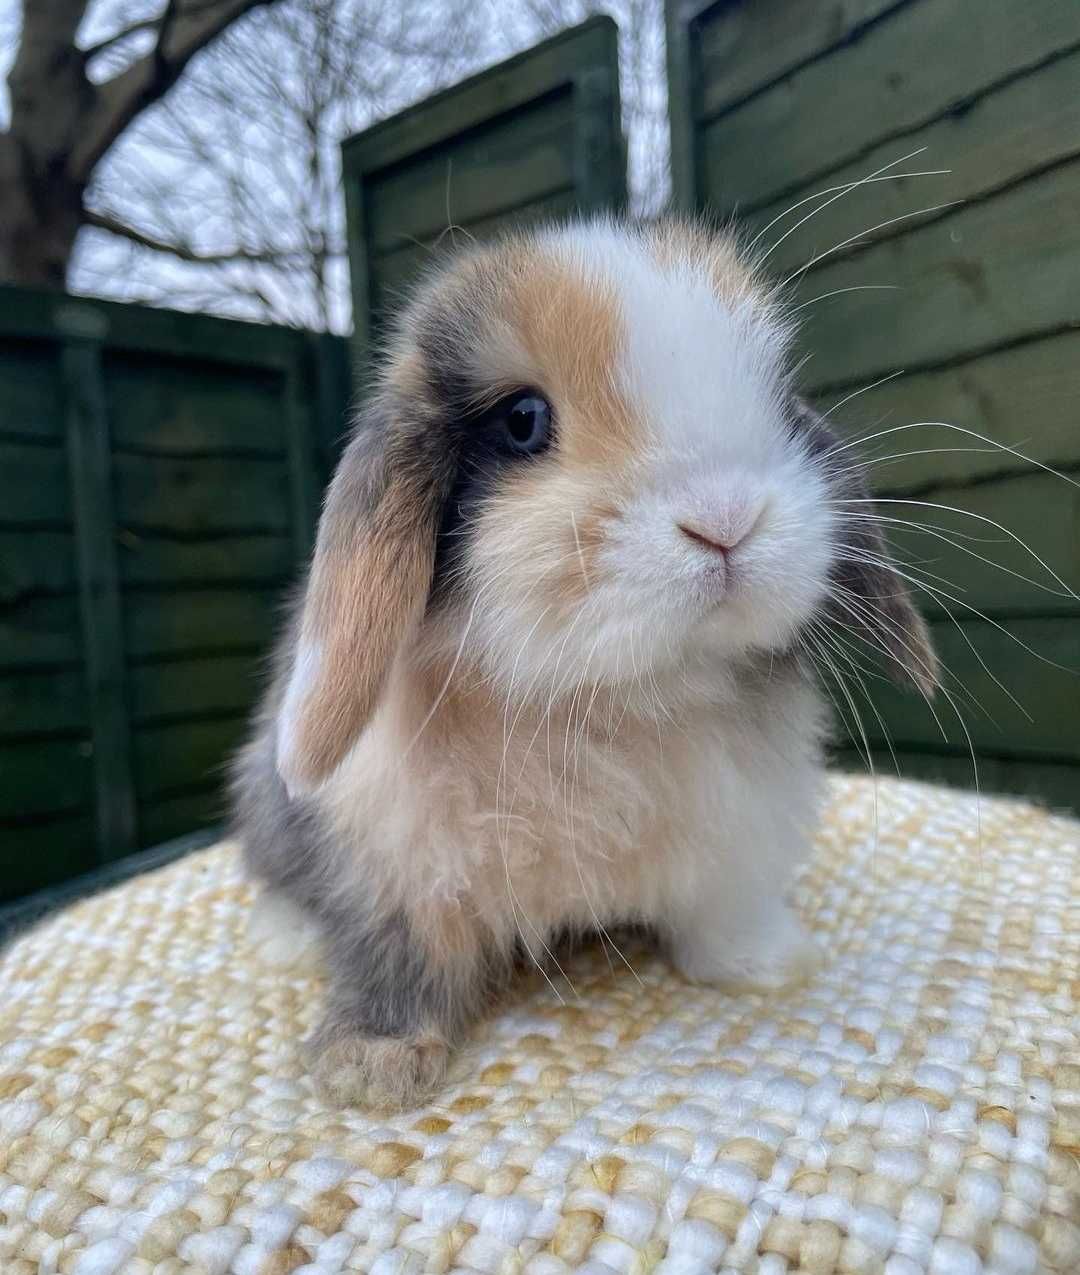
[1,776,1078,1275]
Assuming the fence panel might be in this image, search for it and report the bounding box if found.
[341,16,626,371]
[0,287,351,900]
[668,0,1080,811]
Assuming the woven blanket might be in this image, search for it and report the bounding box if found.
[1,776,1078,1275]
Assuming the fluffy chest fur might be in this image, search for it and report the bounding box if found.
[316,654,826,962]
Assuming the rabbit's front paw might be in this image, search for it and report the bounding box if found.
[309,1028,449,1110]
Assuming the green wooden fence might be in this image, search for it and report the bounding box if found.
[667,0,1080,811]
[8,3,1076,913]
[341,16,627,367]
[0,287,351,902]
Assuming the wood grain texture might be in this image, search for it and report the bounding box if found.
[815,330,1080,491]
[343,16,624,361]
[132,717,249,802]
[699,0,1080,212]
[748,42,1080,277]
[794,157,1080,394]
[856,470,1080,618]
[365,90,576,254]
[104,352,288,455]
[824,617,1080,762]
[123,589,278,659]
[0,291,347,899]
[693,0,905,123]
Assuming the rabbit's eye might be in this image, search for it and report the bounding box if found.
[499,393,552,455]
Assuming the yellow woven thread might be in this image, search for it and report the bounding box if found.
[0,775,1078,1273]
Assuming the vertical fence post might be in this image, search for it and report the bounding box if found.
[307,330,353,487]
[665,0,700,211]
[57,303,137,863]
[284,353,321,563]
[573,64,627,214]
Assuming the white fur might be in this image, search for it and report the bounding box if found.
[277,639,322,798]
[463,223,835,691]
[293,219,833,995]
[246,889,323,972]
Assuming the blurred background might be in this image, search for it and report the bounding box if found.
[1,0,1077,915]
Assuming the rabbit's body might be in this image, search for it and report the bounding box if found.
[233,218,935,1108]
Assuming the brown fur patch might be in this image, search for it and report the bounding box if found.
[286,440,442,788]
[505,250,643,467]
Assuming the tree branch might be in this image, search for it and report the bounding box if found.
[72,0,281,183]
[81,18,163,62]
[85,208,307,265]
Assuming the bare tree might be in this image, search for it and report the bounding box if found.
[0,0,667,331]
[0,0,283,287]
[72,0,494,331]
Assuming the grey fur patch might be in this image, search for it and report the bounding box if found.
[230,730,495,1046]
[792,397,939,694]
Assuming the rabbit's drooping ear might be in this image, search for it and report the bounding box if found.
[794,400,940,697]
[276,403,446,796]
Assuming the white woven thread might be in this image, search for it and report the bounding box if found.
[0,775,1078,1273]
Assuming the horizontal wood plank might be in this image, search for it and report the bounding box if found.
[113,453,293,535]
[693,0,903,122]
[116,532,295,587]
[700,0,1080,212]
[0,667,87,738]
[137,789,225,847]
[343,16,617,174]
[822,616,1080,762]
[369,188,580,331]
[814,330,1080,490]
[0,595,81,669]
[132,716,249,801]
[366,89,576,254]
[0,531,76,600]
[794,158,1080,394]
[850,470,1080,617]
[748,43,1080,277]
[0,286,306,371]
[124,590,278,659]
[129,653,263,724]
[0,441,69,525]
[104,352,288,456]
[0,737,95,820]
[0,814,98,904]
[0,338,64,442]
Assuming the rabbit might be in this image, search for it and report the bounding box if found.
[231,216,938,1110]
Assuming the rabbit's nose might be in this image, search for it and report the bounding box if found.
[677,519,738,557]
[677,498,766,557]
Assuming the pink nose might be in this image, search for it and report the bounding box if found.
[678,519,741,557]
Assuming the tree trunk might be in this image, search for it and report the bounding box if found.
[0,0,279,290]
[0,134,84,288]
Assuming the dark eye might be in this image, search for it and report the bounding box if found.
[497,393,552,455]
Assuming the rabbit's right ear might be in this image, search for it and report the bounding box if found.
[275,404,445,797]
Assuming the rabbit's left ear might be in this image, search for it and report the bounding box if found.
[793,399,940,697]
[275,402,447,796]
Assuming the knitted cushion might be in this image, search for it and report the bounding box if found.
[1,776,1078,1275]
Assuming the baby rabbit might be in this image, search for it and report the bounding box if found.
[232,217,937,1109]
